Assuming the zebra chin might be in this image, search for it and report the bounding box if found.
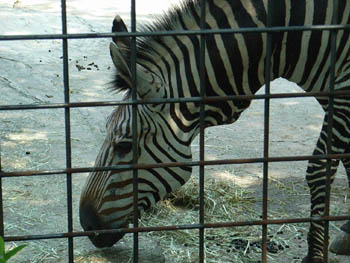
[80,201,126,248]
[88,229,125,248]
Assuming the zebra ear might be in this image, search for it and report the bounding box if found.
[110,42,165,99]
[112,15,131,49]
[110,16,165,99]
[110,41,132,78]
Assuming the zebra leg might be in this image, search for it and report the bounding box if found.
[303,100,350,263]
[329,149,350,255]
[303,155,339,263]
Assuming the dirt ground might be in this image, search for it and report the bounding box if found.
[1,1,350,262]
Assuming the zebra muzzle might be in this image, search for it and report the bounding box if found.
[80,201,126,248]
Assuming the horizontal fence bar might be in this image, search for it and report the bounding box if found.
[0,24,350,41]
[2,153,350,178]
[4,215,350,242]
[1,90,350,111]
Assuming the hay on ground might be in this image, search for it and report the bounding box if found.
[140,176,297,263]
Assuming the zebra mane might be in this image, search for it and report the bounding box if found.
[111,0,199,96]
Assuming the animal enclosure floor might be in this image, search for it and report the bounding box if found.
[1,1,350,262]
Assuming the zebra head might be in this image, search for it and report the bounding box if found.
[79,15,194,248]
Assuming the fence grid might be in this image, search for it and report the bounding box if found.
[1,0,350,262]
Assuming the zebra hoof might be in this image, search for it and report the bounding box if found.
[329,230,350,255]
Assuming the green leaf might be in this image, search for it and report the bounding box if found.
[0,258,6,263]
[0,236,4,257]
[4,245,26,261]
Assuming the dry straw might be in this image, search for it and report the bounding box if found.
[140,175,293,263]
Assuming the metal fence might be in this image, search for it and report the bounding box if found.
[1,0,350,262]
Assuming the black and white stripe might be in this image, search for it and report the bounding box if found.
[80,0,350,261]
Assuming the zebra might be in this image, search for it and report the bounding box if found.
[79,0,350,262]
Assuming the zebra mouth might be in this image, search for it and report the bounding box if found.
[88,229,125,248]
[80,201,126,248]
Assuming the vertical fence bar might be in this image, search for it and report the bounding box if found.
[323,0,339,261]
[262,0,273,262]
[0,146,4,237]
[130,0,139,262]
[60,0,74,262]
[199,0,206,261]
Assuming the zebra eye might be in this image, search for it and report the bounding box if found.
[115,141,133,157]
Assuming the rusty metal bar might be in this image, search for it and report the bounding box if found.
[60,0,74,261]
[0,143,3,237]
[1,24,350,42]
[4,215,350,242]
[261,0,273,261]
[2,153,350,178]
[323,1,340,261]
[2,89,350,111]
[130,0,139,262]
[199,0,207,261]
